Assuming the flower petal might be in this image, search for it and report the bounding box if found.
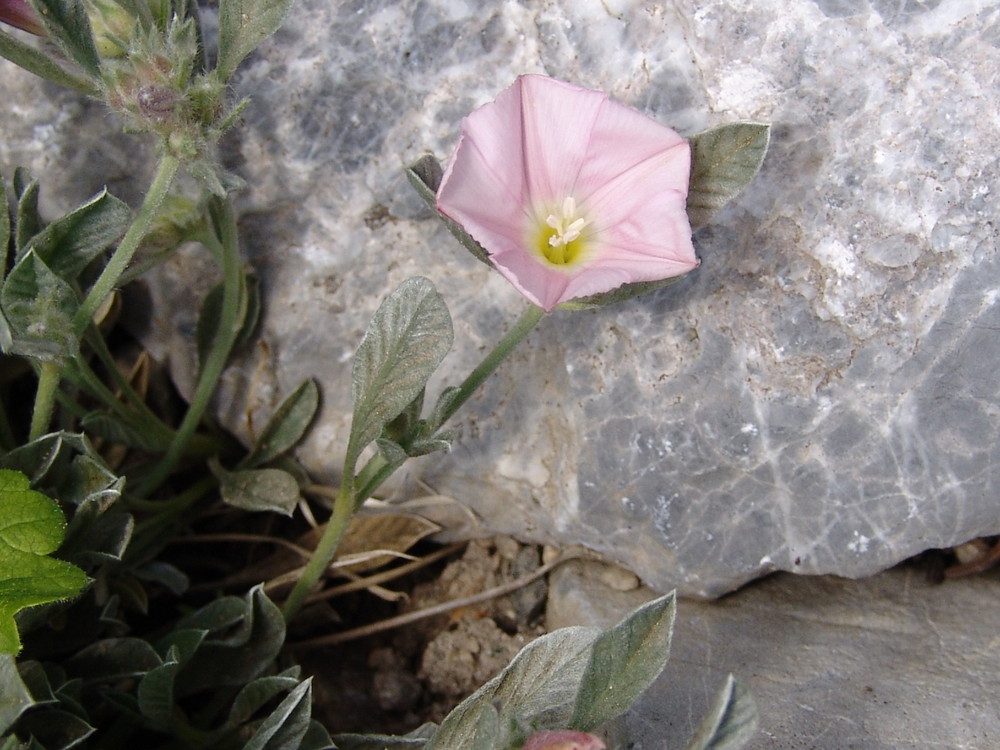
[436,75,699,311]
[515,75,606,204]
[436,131,530,258]
[489,243,573,311]
[573,95,690,203]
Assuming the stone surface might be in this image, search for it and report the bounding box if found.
[546,560,1000,750]
[2,0,1000,596]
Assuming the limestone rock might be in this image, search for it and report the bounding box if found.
[2,0,998,596]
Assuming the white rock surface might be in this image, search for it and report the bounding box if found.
[2,0,999,596]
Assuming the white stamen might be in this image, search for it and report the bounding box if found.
[545,196,589,247]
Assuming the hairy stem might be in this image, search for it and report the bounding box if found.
[284,303,547,623]
[73,154,181,333]
[28,361,60,440]
[134,199,246,496]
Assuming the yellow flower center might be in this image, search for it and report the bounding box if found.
[535,197,590,266]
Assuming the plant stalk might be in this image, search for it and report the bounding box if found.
[281,479,354,621]
[72,154,180,334]
[283,303,547,623]
[28,360,60,440]
[134,198,246,496]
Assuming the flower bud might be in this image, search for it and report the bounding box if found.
[86,0,135,58]
[0,0,45,35]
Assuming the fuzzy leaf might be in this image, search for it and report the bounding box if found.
[0,175,10,282]
[244,378,320,468]
[0,470,87,654]
[28,0,101,77]
[243,679,313,750]
[13,169,40,255]
[687,123,770,230]
[686,675,758,750]
[427,627,601,750]
[570,592,676,731]
[26,189,130,280]
[195,273,259,369]
[13,707,95,749]
[0,27,98,95]
[227,672,302,728]
[375,437,408,468]
[0,654,35,733]
[174,585,285,696]
[216,0,293,82]
[137,656,181,731]
[347,277,452,471]
[333,724,437,750]
[66,637,161,682]
[218,466,301,516]
[0,250,79,362]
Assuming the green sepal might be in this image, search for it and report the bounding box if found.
[405,156,492,267]
[556,276,687,311]
[687,122,771,230]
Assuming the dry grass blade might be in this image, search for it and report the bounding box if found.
[289,549,589,650]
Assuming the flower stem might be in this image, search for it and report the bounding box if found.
[72,154,181,334]
[430,303,546,431]
[134,199,246,496]
[283,303,547,624]
[28,361,60,441]
[281,479,354,622]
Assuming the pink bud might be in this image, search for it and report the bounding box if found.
[0,0,45,35]
[520,729,607,750]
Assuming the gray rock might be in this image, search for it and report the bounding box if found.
[3,0,999,596]
[546,560,1000,750]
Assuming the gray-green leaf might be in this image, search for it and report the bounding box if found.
[26,189,131,281]
[427,627,601,750]
[406,157,492,267]
[570,592,676,731]
[688,123,771,230]
[0,250,80,362]
[28,0,101,77]
[0,175,10,283]
[218,466,301,516]
[216,0,293,82]
[347,277,453,471]
[243,679,313,750]
[0,654,35,734]
[686,675,758,750]
[243,379,319,468]
[137,657,181,731]
[14,171,40,255]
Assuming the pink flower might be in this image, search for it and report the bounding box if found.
[520,729,606,750]
[0,0,45,35]
[436,74,698,312]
